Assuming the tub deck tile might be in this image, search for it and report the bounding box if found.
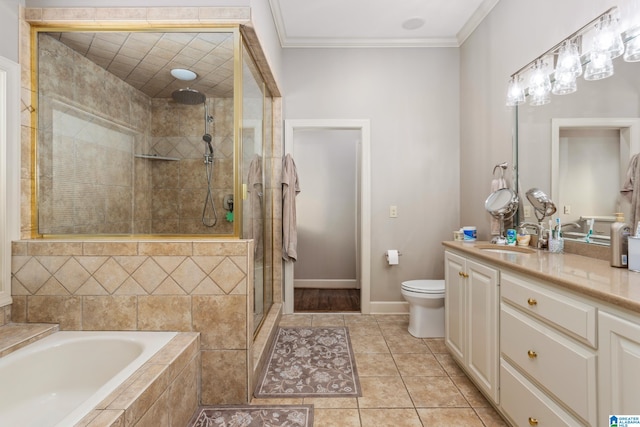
[0,322,58,358]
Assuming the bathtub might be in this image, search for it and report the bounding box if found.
[0,331,177,427]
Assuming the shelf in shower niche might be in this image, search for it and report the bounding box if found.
[135,154,180,161]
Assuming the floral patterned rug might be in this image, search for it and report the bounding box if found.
[190,405,313,427]
[254,327,361,398]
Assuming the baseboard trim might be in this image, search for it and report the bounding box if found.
[294,280,359,289]
[370,301,409,314]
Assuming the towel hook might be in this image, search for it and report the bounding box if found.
[493,162,508,179]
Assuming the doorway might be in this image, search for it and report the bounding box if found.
[283,120,371,314]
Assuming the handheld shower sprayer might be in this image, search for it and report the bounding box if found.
[174,87,218,227]
[203,133,213,155]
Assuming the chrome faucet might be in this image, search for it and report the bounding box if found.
[520,222,548,249]
[556,222,581,233]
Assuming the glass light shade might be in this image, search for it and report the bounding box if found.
[556,41,583,77]
[529,91,551,106]
[584,50,614,80]
[506,77,525,106]
[552,71,577,95]
[528,65,551,106]
[624,35,640,62]
[593,16,624,59]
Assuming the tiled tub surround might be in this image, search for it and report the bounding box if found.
[11,239,254,405]
[0,324,199,427]
[37,34,235,235]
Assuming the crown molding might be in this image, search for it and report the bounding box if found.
[269,0,500,48]
[457,0,501,45]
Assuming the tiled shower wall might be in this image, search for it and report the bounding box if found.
[38,34,153,234]
[38,34,237,235]
[149,98,235,235]
[11,239,254,404]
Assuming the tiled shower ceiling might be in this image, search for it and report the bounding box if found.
[46,31,236,99]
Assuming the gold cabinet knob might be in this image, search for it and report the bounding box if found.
[527,298,537,306]
[527,350,537,359]
[458,271,469,278]
[528,417,539,426]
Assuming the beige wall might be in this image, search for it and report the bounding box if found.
[282,47,460,304]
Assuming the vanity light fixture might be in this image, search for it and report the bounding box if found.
[506,6,640,107]
[624,33,640,62]
[528,59,551,106]
[505,76,525,106]
[170,68,197,81]
[552,41,581,95]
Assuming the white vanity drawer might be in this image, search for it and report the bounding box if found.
[501,303,597,425]
[501,272,597,347]
[500,359,585,427]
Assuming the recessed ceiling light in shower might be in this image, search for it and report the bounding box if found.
[171,68,197,81]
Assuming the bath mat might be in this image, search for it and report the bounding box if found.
[254,326,361,398]
[190,405,313,427]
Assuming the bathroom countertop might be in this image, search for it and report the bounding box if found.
[443,241,640,314]
[0,323,59,358]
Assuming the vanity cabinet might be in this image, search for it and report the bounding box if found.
[444,250,500,403]
[500,272,597,426]
[598,310,640,422]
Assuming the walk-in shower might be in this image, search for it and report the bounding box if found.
[171,88,218,227]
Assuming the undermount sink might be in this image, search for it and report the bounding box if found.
[474,244,535,254]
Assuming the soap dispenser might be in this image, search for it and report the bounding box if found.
[611,213,630,268]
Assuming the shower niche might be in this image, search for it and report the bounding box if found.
[34,27,274,332]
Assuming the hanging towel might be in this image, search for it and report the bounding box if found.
[621,153,640,228]
[282,153,301,262]
[490,176,508,235]
[247,154,263,261]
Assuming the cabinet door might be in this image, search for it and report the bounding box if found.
[599,311,640,424]
[466,258,499,403]
[444,251,465,362]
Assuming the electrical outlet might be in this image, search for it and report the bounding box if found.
[524,206,532,218]
[389,205,398,218]
[564,205,571,214]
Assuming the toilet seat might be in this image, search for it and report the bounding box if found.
[401,280,445,294]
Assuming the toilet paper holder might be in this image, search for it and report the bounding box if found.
[384,251,402,257]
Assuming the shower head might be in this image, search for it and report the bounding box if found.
[171,88,205,105]
[203,134,213,155]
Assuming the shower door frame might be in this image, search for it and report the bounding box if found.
[283,119,371,314]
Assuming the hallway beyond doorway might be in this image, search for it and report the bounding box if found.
[294,288,360,312]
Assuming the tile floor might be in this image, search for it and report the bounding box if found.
[251,313,509,427]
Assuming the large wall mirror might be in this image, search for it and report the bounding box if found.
[517,33,640,246]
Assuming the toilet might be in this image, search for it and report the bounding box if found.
[401,279,446,338]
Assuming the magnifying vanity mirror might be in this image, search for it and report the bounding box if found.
[485,188,519,243]
[526,188,557,222]
[515,10,640,247]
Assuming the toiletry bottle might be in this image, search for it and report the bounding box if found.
[611,213,631,267]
